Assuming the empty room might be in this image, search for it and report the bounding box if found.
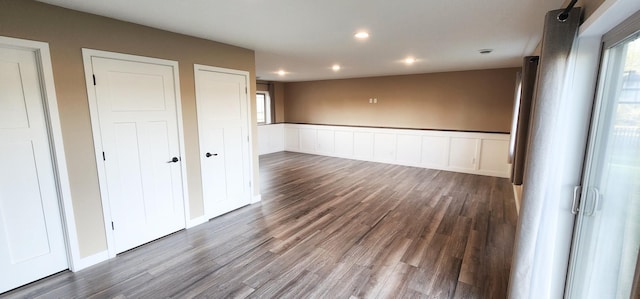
[1,0,639,298]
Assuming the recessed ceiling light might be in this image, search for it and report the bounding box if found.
[354,31,369,39]
[277,70,286,76]
[332,64,341,71]
[479,49,493,54]
[404,57,416,65]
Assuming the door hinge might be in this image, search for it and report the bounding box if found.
[111,221,115,230]
[93,74,96,86]
[245,87,248,94]
[571,186,582,215]
[249,180,252,188]
[102,152,106,161]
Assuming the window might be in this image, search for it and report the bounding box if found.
[256,92,271,125]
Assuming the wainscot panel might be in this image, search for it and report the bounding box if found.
[282,124,511,178]
[257,124,285,155]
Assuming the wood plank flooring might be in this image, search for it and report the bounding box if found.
[3,152,517,299]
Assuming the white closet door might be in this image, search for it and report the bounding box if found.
[0,47,67,293]
[91,56,185,254]
[195,66,251,218]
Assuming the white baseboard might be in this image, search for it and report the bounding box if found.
[69,250,109,272]
[251,194,262,204]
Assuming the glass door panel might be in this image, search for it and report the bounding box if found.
[567,34,640,298]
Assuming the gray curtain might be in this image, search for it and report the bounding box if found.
[268,82,276,123]
[508,7,583,299]
[511,56,539,185]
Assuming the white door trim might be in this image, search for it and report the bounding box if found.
[0,36,80,270]
[193,64,258,217]
[82,49,190,258]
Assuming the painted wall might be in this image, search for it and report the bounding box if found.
[0,0,257,258]
[283,68,519,133]
[257,82,270,91]
[256,81,286,123]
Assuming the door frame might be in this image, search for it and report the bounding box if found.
[0,36,80,270]
[82,49,190,258]
[193,64,257,219]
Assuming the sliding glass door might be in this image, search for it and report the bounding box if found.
[566,29,640,298]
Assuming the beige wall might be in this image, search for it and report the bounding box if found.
[257,82,270,92]
[256,81,285,123]
[284,68,519,133]
[0,0,257,258]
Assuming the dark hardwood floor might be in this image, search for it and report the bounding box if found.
[3,151,517,299]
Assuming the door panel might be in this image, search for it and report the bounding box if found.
[1,141,52,261]
[223,127,246,201]
[107,72,167,111]
[110,122,146,251]
[0,61,30,128]
[0,47,67,293]
[195,67,251,218]
[145,121,180,220]
[203,128,228,210]
[91,56,185,254]
[203,81,243,120]
[567,33,640,299]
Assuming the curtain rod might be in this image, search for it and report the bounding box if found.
[557,0,578,22]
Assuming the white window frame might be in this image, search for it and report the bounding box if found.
[256,91,271,125]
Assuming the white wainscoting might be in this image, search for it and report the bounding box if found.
[282,124,511,178]
[257,123,285,155]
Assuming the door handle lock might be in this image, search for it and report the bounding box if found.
[167,157,179,163]
[571,186,582,215]
[205,152,218,158]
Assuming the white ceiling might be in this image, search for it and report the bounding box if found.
[38,0,564,82]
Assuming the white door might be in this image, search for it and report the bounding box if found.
[195,66,251,218]
[0,47,67,292]
[89,54,185,254]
